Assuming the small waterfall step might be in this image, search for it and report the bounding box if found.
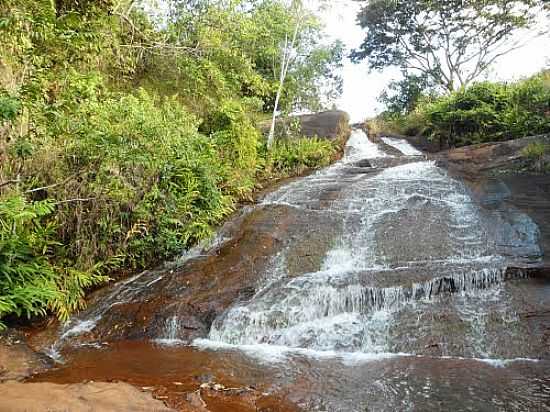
[207,264,535,348]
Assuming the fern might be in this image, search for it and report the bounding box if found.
[0,195,107,328]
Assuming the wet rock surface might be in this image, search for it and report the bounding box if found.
[47,204,315,346]
[434,134,550,265]
[0,332,49,381]
[20,131,550,411]
[30,341,300,412]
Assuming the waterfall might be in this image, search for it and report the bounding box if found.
[206,130,542,356]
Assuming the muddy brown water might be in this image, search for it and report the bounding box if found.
[28,130,550,411]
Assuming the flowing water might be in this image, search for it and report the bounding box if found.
[35,130,550,411]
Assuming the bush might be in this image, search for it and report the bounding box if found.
[0,196,107,329]
[521,141,549,171]
[522,141,548,158]
[0,0,343,327]
[0,93,21,122]
[25,88,240,269]
[418,72,550,147]
[261,137,337,176]
[206,100,260,197]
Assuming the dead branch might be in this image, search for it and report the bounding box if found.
[0,179,21,189]
[54,197,96,205]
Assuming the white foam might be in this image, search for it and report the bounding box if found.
[381,137,423,156]
[60,318,99,339]
[345,130,388,161]
[154,338,187,347]
[436,355,541,368]
[192,338,408,364]
[193,338,539,370]
[43,345,64,364]
[476,357,540,367]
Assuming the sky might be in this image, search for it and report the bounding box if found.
[320,0,550,123]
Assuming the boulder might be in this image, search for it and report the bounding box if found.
[431,134,550,175]
[261,110,350,142]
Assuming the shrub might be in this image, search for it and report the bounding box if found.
[521,141,548,171]
[0,93,20,122]
[0,0,344,327]
[207,100,260,198]
[522,141,548,158]
[418,72,550,147]
[36,89,237,268]
[0,195,107,329]
[261,137,337,176]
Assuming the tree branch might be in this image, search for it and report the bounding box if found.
[0,179,20,189]
[54,198,96,206]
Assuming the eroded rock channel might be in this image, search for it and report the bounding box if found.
[28,130,550,411]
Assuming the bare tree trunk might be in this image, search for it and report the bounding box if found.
[267,36,289,150]
[267,3,302,150]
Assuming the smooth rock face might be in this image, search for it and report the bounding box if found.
[30,130,550,412]
[0,335,48,381]
[0,381,173,412]
[262,110,350,141]
[295,110,350,141]
[49,131,547,350]
[433,134,550,264]
[434,134,550,174]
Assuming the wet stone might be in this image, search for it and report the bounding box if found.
[31,130,550,412]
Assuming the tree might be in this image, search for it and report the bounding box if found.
[129,0,342,119]
[351,0,545,93]
[249,0,343,114]
[378,72,434,115]
[267,0,304,149]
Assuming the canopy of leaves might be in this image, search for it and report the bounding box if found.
[378,72,435,115]
[133,0,343,114]
[352,0,542,92]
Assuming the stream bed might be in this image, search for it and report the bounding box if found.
[31,130,550,411]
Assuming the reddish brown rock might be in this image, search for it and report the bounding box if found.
[0,381,173,412]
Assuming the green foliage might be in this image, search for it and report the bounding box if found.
[136,0,342,115]
[521,141,549,172]
[372,70,550,148]
[0,195,107,329]
[24,87,240,268]
[0,0,342,326]
[0,92,20,122]
[204,100,260,196]
[522,142,548,159]
[378,73,435,115]
[418,72,550,147]
[261,138,337,177]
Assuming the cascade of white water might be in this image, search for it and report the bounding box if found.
[381,136,423,156]
[207,130,540,355]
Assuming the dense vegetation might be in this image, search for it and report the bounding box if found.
[0,0,344,327]
[369,70,550,149]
